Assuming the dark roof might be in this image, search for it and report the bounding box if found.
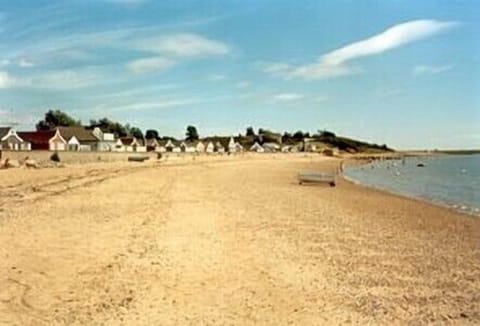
[57,127,97,142]
[17,130,56,145]
[0,127,11,139]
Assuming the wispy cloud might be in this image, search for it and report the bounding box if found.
[263,20,458,80]
[236,81,250,88]
[273,93,304,102]
[103,99,196,111]
[0,71,18,89]
[135,33,230,58]
[208,74,226,82]
[413,64,452,76]
[127,57,175,74]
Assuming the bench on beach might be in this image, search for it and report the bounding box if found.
[128,156,150,162]
[298,171,336,187]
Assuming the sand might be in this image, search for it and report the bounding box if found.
[0,153,479,325]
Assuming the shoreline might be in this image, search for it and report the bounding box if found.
[341,174,480,218]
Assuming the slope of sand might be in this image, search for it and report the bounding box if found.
[0,154,479,325]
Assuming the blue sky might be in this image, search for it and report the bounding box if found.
[0,0,478,149]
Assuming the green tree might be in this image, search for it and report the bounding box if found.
[130,127,144,139]
[246,126,255,136]
[36,110,81,131]
[90,117,128,137]
[145,129,159,139]
[185,125,199,141]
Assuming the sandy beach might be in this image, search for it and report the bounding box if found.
[0,154,479,325]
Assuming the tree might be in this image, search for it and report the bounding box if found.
[36,110,81,131]
[129,127,144,139]
[185,125,199,141]
[318,129,336,138]
[89,117,128,137]
[293,130,305,140]
[246,127,255,136]
[145,129,159,139]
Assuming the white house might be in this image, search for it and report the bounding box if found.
[49,129,67,151]
[206,141,215,153]
[195,141,205,153]
[234,142,244,152]
[215,141,225,153]
[250,142,264,153]
[67,135,80,151]
[0,127,31,151]
[228,137,236,153]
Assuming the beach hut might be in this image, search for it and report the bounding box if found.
[18,130,55,150]
[263,142,280,152]
[146,138,159,152]
[215,141,225,153]
[234,142,244,152]
[195,141,205,153]
[228,137,236,153]
[250,142,264,153]
[165,139,175,152]
[206,141,215,153]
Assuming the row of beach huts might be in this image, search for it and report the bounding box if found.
[0,126,316,154]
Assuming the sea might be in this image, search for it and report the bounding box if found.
[344,154,480,216]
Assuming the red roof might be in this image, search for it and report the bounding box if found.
[17,130,56,147]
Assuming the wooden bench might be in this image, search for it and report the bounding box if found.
[298,172,336,187]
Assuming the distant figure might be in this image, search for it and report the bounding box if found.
[24,156,39,169]
[338,160,345,174]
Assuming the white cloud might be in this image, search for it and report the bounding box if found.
[135,33,230,58]
[264,20,458,80]
[316,95,328,102]
[127,57,175,74]
[107,99,196,111]
[0,71,18,88]
[236,81,250,88]
[413,64,452,75]
[17,57,35,68]
[208,74,226,82]
[273,93,304,102]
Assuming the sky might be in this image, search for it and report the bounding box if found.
[0,0,479,149]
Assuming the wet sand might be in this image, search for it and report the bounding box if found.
[0,154,479,325]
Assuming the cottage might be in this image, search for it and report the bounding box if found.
[195,141,205,153]
[17,130,56,150]
[263,142,281,152]
[215,141,225,153]
[228,137,236,153]
[165,139,175,152]
[119,137,146,152]
[56,127,99,151]
[49,129,68,151]
[250,142,265,153]
[0,127,31,151]
[206,141,215,153]
[92,127,116,151]
[234,142,244,152]
[146,138,159,152]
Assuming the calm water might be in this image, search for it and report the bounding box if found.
[344,154,480,216]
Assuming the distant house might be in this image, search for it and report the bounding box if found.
[215,141,225,153]
[250,142,265,153]
[263,142,281,152]
[17,130,56,150]
[119,137,146,152]
[146,138,159,152]
[195,141,205,153]
[56,127,99,151]
[206,141,215,153]
[0,127,31,151]
[234,142,244,152]
[49,129,68,151]
[92,127,116,151]
[165,139,175,152]
[228,137,236,153]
